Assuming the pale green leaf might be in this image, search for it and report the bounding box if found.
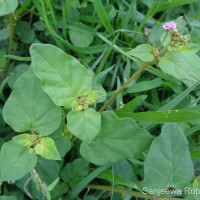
[0,141,37,181]
[30,43,92,108]
[67,108,101,143]
[127,44,155,62]
[3,68,61,136]
[34,137,61,160]
[159,51,200,87]
[80,111,153,165]
[85,90,105,105]
[142,123,194,191]
[0,0,18,16]
[168,43,199,53]
[13,133,32,147]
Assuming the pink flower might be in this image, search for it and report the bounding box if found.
[163,21,177,32]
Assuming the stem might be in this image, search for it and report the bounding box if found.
[24,177,33,199]
[87,185,184,200]
[99,46,168,112]
[99,59,157,112]
[4,14,14,78]
[32,169,47,200]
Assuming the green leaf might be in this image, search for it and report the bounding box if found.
[34,137,61,160]
[159,51,200,87]
[168,43,199,53]
[35,157,60,185]
[123,78,163,94]
[85,90,105,105]
[0,196,17,200]
[60,158,89,187]
[69,30,94,47]
[142,123,194,191]
[116,95,147,112]
[50,125,72,157]
[127,44,155,62]
[117,109,200,123]
[92,0,114,33]
[190,149,200,158]
[0,141,37,181]
[30,43,93,108]
[3,67,61,136]
[13,133,32,147]
[0,0,18,16]
[0,28,9,41]
[67,108,101,143]
[80,111,153,165]
[47,177,60,191]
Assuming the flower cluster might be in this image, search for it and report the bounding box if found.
[163,21,177,32]
[163,21,189,47]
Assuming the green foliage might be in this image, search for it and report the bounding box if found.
[60,159,89,187]
[159,51,200,87]
[80,111,153,165]
[3,68,61,136]
[142,123,194,191]
[34,137,61,160]
[0,0,18,16]
[1,1,200,199]
[30,44,93,108]
[67,108,101,143]
[0,142,37,181]
[127,44,155,62]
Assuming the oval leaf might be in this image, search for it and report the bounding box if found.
[30,44,92,108]
[3,68,62,136]
[80,111,153,165]
[67,108,101,143]
[127,44,155,62]
[142,123,194,191]
[0,141,37,181]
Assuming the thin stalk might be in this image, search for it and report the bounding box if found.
[98,59,157,112]
[99,46,168,112]
[87,184,184,200]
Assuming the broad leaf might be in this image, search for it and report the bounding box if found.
[3,68,61,136]
[80,111,153,165]
[0,141,37,181]
[34,137,61,160]
[142,123,194,191]
[67,108,101,143]
[30,44,93,108]
[127,44,155,62]
[0,0,18,16]
[159,51,200,87]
